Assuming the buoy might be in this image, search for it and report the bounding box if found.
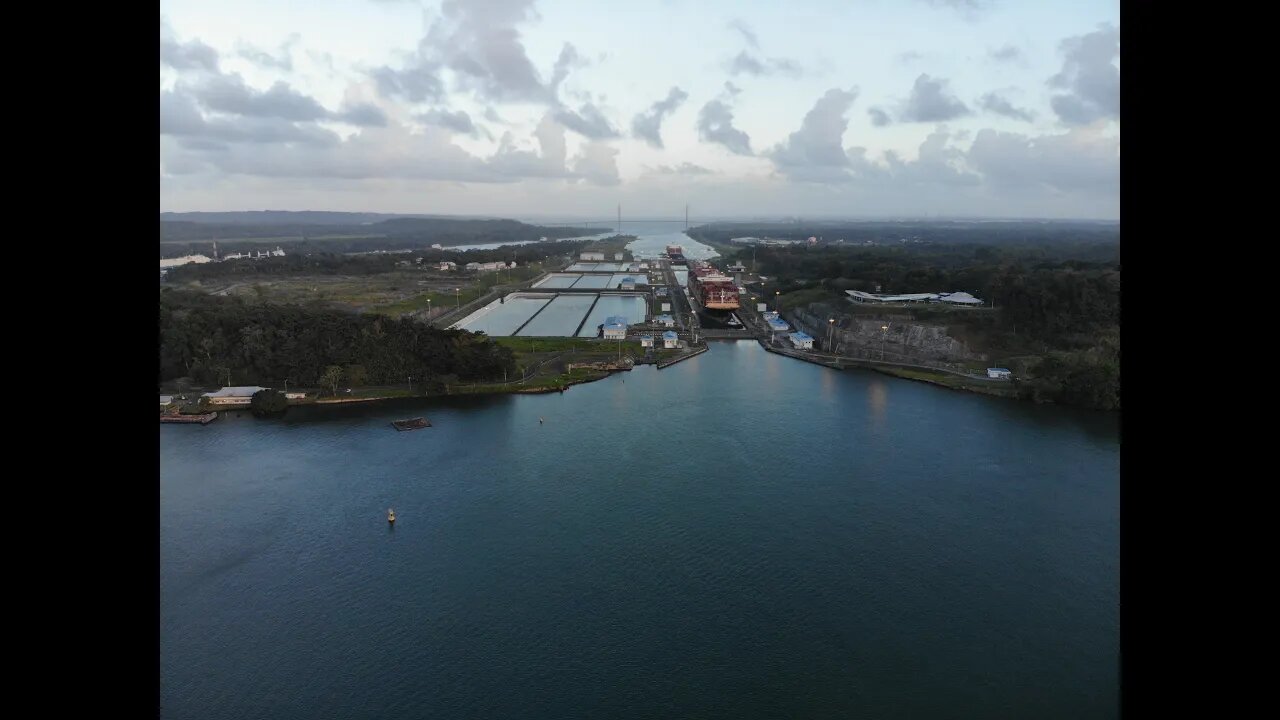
[539,417,544,424]
[388,508,396,524]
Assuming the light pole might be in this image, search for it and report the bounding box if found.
[426,298,432,319]
[880,324,889,361]
[775,290,780,311]
[455,287,461,311]
[408,375,413,393]
[828,318,835,353]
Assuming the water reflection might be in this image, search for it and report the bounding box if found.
[867,379,888,429]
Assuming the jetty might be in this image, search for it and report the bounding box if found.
[160,412,218,425]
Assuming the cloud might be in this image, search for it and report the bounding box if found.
[649,162,713,175]
[631,86,689,148]
[883,128,980,186]
[967,122,1119,193]
[868,107,891,127]
[159,22,220,72]
[728,51,803,78]
[916,0,991,19]
[723,81,742,97]
[571,142,621,186]
[768,88,859,183]
[417,108,476,134]
[978,92,1034,122]
[988,44,1022,64]
[554,102,620,139]
[236,35,300,71]
[727,19,759,49]
[1049,24,1119,125]
[160,90,340,147]
[697,99,752,156]
[180,74,332,122]
[335,102,389,127]
[371,62,446,104]
[897,51,924,65]
[549,43,587,98]
[901,74,970,122]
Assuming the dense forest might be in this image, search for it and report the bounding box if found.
[160,215,601,252]
[725,241,1120,410]
[159,289,516,392]
[689,220,1119,248]
[165,239,594,281]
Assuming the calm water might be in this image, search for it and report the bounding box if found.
[576,294,649,337]
[516,294,598,337]
[161,341,1118,719]
[453,295,551,336]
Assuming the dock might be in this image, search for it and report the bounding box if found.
[160,412,218,425]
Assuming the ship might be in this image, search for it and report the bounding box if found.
[686,260,741,314]
[665,245,685,263]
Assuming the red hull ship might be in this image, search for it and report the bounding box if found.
[686,260,740,311]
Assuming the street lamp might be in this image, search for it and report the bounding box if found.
[455,287,461,310]
[880,324,889,361]
[828,318,835,352]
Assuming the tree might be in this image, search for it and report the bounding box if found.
[320,365,344,396]
[345,364,368,387]
[250,388,288,417]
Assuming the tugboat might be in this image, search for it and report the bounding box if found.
[387,508,396,525]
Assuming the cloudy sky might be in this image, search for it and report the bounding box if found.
[159,0,1119,220]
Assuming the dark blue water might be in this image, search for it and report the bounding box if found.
[160,341,1118,719]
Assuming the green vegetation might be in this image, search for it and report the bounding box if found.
[250,388,288,416]
[160,289,516,392]
[160,215,602,246]
[727,236,1120,410]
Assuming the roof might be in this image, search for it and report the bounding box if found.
[939,291,984,304]
[605,315,627,326]
[203,386,268,398]
[790,332,814,341]
[662,331,678,339]
[620,276,635,282]
[656,314,674,321]
[159,395,174,403]
[988,367,1012,373]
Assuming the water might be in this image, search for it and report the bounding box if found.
[621,224,718,260]
[569,274,612,289]
[453,295,550,336]
[161,341,1119,720]
[516,294,598,337]
[576,294,650,337]
[531,273,581,289]
[608,273,649,287]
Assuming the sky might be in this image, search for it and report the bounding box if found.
[159,0,1120,220]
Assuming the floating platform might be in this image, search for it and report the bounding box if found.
[391,417,432,431]
[160,412,218,425]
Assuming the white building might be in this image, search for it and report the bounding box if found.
[619,276,636,290]
[160,395,174,407]
[845,289,984,305]
[789,332,814,350]
[439,261,457,271]
[614,252,625,261]
[581,251,605,261]
[603,315,628,340]
[987,368,1013,380]
[201,386,269,407]
[767,318,790,333]
[640,335,654,348]
[159,254,213,269]
[655,314,675,327]
[662,331,679,349]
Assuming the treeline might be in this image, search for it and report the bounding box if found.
[160,216,600,246]
[742,242,1120,410]
[159,289,516,392]
[690,220,1120,247]
[166,239,593,281]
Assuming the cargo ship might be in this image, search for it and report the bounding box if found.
[665,245,685,263]
[686,260,740,312]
